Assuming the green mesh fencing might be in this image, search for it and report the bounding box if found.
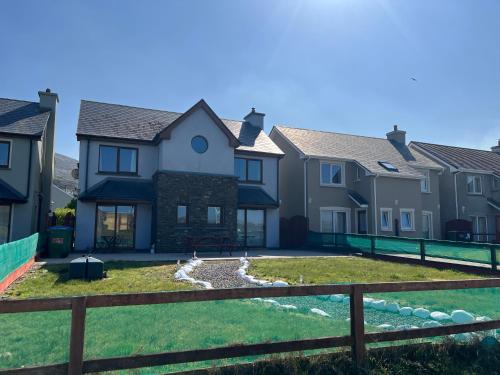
[424,240,493,265]
[0,233,39,283]
[307,231,499,267]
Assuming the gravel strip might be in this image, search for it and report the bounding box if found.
[0,262,43,300]
[190,260,254,289]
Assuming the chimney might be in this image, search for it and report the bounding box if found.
[386,125,406,144]
[37,88,58,233]
[244,107,265,130]
[38,88,59,111]
[491,140,500,154]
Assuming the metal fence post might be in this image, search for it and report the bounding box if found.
[419,239,426,262]
[491,246,498,271]
[349,284,365,366]
[69,296,87,375]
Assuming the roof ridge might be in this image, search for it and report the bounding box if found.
[275,125,391,142]
[412,141,497,154]
[0,97,38,104]
[81,99,244,124]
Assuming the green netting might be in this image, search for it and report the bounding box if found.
[345,235,372,252]
[0,233,39,283]
[424,240,492,265]
[374,237,420,255]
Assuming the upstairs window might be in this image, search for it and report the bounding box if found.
[466,175,482,194]
[421,170,430,193]
[492,176,499,190]
[0,141,10,168]
[235,158,262,183]
[99,145,138,174]
[320,162,344,186]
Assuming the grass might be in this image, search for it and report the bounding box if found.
[250,257,499,318]
[0,300,350,372]
[249,256,482,284]
[4,261,193,299]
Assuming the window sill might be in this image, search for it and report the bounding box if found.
[380,228,393,232]
[421,191,431,194]
[320,183,345,188]
[0,166,11,170]
[238,181,265,185]
[400,229,416,232]
[467,192,483,196]
[96,172,140,177]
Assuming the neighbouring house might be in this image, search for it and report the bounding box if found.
[409,141,500,242]
[50,184,73,210]
[0,89,58,244]
[75,99,283,252]
[270,125,443,239]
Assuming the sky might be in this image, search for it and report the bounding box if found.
[1,0,499,159]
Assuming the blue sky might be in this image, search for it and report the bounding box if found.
[1,0,499,159]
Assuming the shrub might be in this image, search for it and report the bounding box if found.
[54,208,75,225]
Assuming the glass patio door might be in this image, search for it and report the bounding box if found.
[96,205,135,249]
[320,209,348,233]
[471,215,487,242]
[237,209,265,247]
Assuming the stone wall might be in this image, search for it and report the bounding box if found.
[154,171,238,252]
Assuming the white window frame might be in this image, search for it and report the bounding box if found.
[420,170,430,193]
[400,208,415,232]
[380,208,393,232]
[492,176,500,191]
[320,207,351,233]
[466,175,482,195]
[320,161,345,187]
[422,210,433,239]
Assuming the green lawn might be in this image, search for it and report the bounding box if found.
[4,261,193,299]
[250,257,498,318]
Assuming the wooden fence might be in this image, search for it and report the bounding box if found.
[1,278,500,375]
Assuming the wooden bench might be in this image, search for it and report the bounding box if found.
[184,236,241,256]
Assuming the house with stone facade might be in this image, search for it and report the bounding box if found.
[409,141,500,242]
[270,125,443,239]
[74,99,283,252]
[0,90,58,244]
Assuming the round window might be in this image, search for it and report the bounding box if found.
[191,135,208,154]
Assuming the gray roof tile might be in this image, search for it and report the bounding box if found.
[77,100,283,156]
[411,142,500,176]
[274,126,442,178]
[0,98,50,137]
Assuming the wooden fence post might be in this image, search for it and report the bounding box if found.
[349,284,365,366]
[370,236,376,255]
[491,246,498,271]
[419,239,426,262]
[69,296,87,375]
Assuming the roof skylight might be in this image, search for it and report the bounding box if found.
[378,161,399,172]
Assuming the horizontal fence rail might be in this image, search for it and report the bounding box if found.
[1,278,499,374]
[308,232,500,272]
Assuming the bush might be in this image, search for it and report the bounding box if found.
[54,208,75,226]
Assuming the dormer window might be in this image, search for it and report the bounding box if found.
[0,141,10,168]
[378,161,398,172]
[99,145,138,174]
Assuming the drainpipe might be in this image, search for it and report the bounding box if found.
[24,139,33,200]
[373,174,378,235]
[84,139,90,192]
[454,171,460,219]
[303,156,310,218]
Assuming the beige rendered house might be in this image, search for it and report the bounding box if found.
[270,125,443,239]
[409,141,500,242]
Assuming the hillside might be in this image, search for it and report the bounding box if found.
[54,153,78,193]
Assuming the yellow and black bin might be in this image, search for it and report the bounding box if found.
[47,226,73,258]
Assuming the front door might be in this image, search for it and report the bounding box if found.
[237,209,265,247]
[496,216,500,242]
[357,210,367,234]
